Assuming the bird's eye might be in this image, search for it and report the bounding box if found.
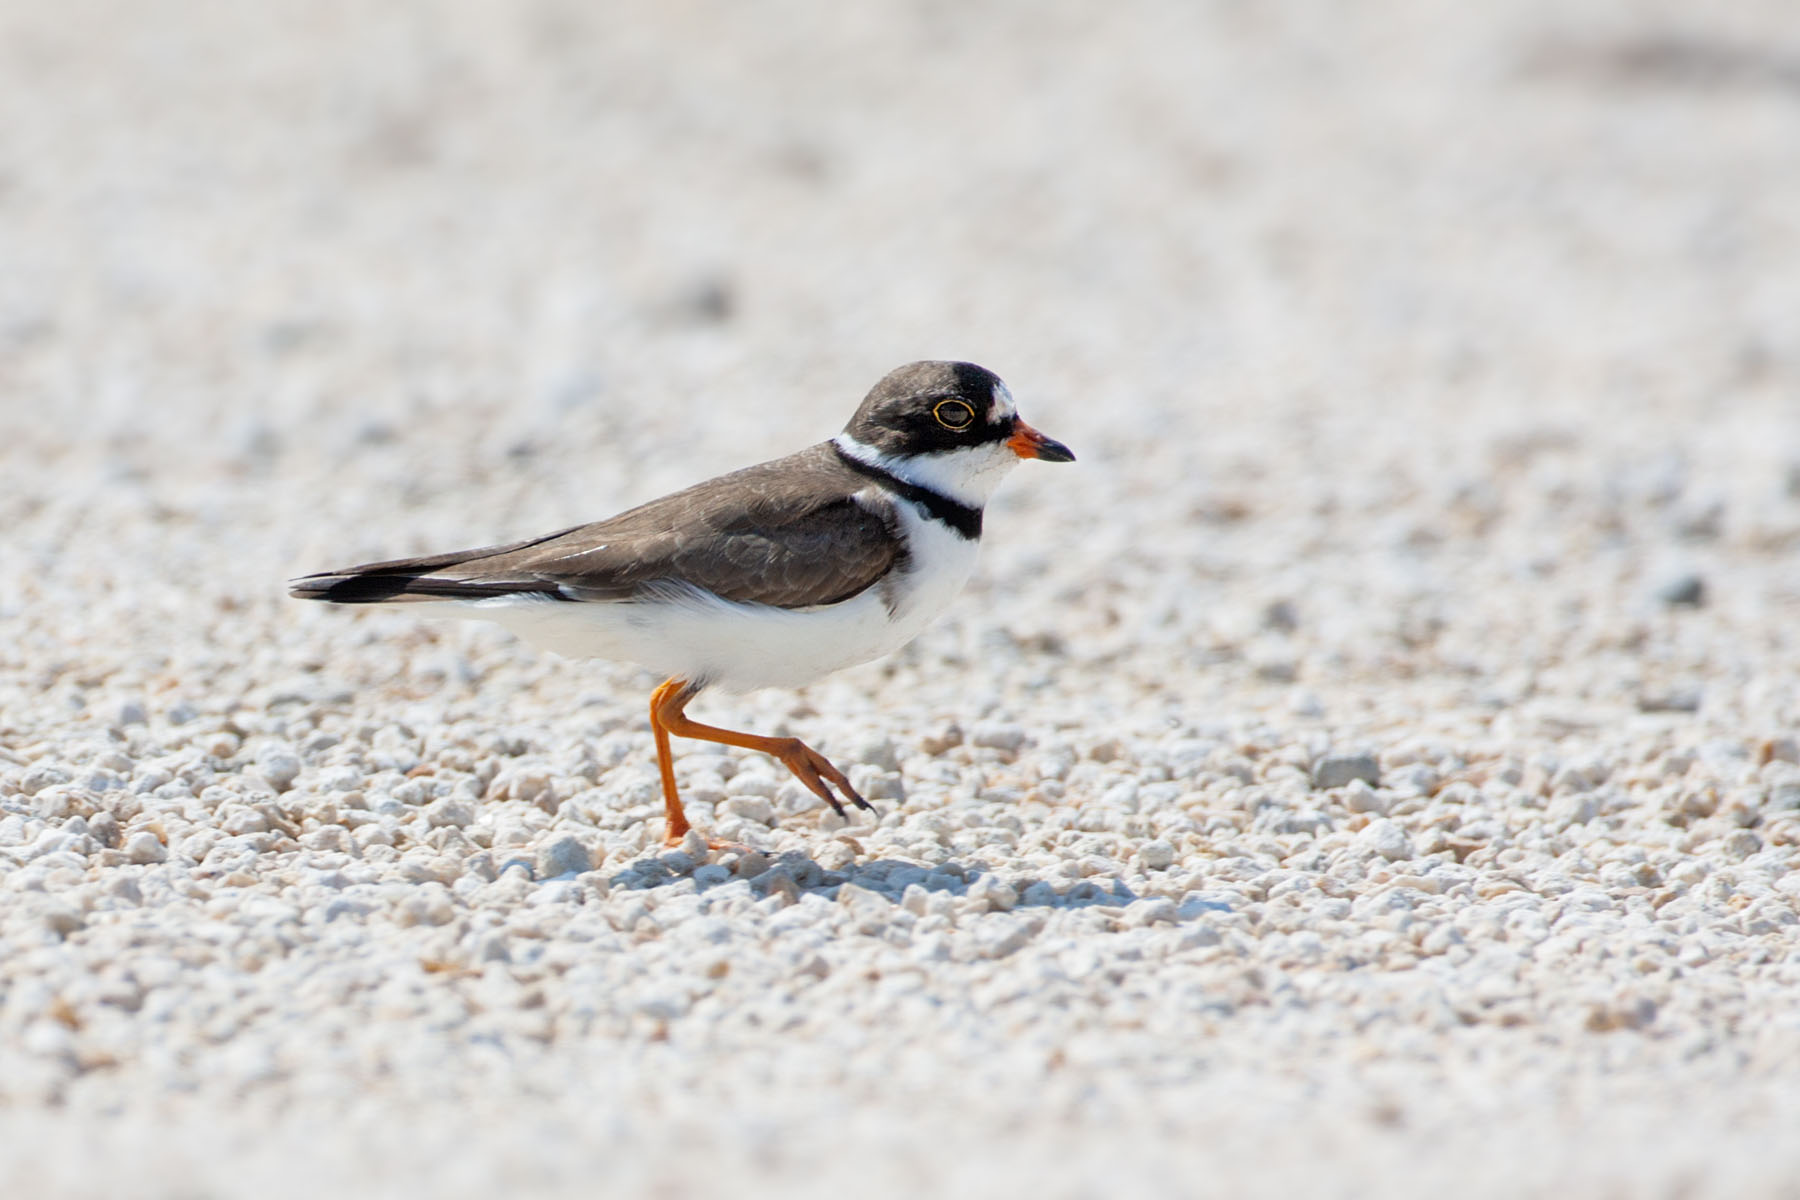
[933,399,975,430]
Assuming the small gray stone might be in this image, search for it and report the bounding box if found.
[1656,574,1706,607]
[472,932,511,963]
[536,835,592,878]
[692,863,731,888]
[1313,753,1381,790]
[1638,688,1702,714]
[659,849,699,875]
[729,849,771,879]
[751,868,799,905]
[1251,650,1298,682]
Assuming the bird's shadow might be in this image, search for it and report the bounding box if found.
[603,849,1141,911]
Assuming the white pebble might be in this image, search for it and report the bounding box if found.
[255,746,301,791]
[970,722,1028,753]
[20,765,71,796]
[966,875,1018,912]
[396,884,456,927]
[425,798,476,828]
[1343,778,1388,814]
[1124,897,1177,926]
[123,831,167,864]
[1138,839,1176,870]
[721,795,774,825]
[970,913,1038,959]
[1358,818,1415,861]
[853,735,901,772]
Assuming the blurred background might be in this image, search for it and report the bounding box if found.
[5,0,1799,728]
[5,3,1800,1195]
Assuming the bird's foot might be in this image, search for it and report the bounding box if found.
[773,738,875,819]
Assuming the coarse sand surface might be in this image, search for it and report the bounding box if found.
[4,2,1800,1197]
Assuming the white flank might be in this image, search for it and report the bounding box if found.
[403,492,982,693]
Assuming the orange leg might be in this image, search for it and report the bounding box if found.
[649,679,694,845]
[648,676,872,845]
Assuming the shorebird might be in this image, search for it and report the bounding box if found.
[291,361,1073,844]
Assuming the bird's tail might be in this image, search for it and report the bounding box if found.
[288,563,466,604]
[289,530,578,605]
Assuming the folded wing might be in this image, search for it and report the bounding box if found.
[288,448,903,611]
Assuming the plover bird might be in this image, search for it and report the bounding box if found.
[290,361,1073,844]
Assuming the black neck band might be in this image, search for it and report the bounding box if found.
[833,443,983,540]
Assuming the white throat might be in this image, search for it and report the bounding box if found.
[833,433,1020,509]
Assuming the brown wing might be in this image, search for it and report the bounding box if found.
[289,446,904,610]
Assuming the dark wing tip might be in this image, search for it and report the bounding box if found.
[289,572,427,604]
[289,568,572,604]
[288,525,597,607]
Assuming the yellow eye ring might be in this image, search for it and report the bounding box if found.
[933,399,975,430]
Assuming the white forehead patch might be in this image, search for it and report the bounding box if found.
[990,380,1016,423]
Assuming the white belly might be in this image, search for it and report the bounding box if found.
[413,506,980,693]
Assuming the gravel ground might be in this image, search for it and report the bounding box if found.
[6,1,1800,1196]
